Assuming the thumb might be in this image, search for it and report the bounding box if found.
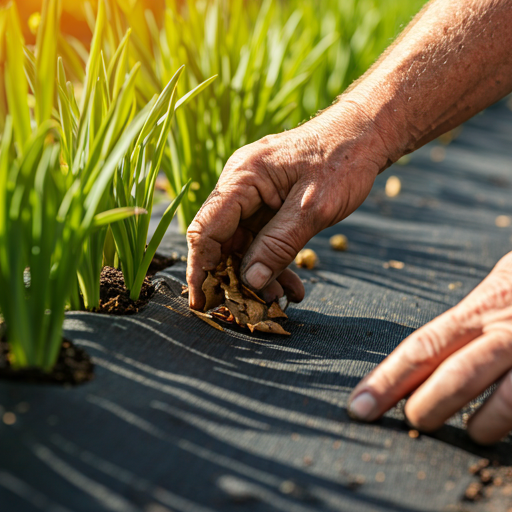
[240,185,321,290]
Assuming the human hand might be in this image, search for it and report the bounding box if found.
[348,252,512,444]
[186,101,389,310]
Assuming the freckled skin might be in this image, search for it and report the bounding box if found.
[188,0,512,444]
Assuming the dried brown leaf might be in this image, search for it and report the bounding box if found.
[202,272,224,312]
[190,309,225,332]
[247,321,291,336]
[211,306,233,323]
[242,284,266,304]
[245,299,267,324]
[268,302,288,319]
[225,299,250,326]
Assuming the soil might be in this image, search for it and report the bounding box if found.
[0,338,93,385]
[463,458,512,504]
[146,252,179,276]
[97,266,154,315]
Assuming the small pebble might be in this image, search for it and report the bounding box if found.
[295,249,318,269]
[330,234,348,251]
[385,176,402,197]
[408,429,420,439]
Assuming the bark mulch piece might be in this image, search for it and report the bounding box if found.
[98,266,154,315]
[0,338,93,386]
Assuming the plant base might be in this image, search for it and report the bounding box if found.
[0,338,94,386]
[97,266,155,315]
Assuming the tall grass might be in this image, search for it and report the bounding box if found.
[89,0,425,229]
[0,1,146,370]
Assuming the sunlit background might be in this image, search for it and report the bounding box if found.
[7,0,164,43]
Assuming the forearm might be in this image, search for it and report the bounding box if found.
[318,0,512,166]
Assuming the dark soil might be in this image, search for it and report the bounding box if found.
[146,252,178,276]
[98,266,154,315]
[0,338,93,386]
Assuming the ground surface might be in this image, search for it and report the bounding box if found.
[1,99,512,512]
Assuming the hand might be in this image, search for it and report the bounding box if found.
[348,252,512,444]
[186,101,388,310]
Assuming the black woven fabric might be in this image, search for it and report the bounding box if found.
[1,99,512,512]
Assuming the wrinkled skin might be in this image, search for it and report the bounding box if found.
[186,102,385,309]
[349,253,512,444]
[187,0,512,445]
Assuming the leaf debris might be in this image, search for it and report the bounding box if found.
[189,255,291,336]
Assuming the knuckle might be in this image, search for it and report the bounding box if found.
[186,226,204,247]
[403,329,443,368]
[260,233,299,265]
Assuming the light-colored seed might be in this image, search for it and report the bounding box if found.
[385,260,405,269]
[295,249,318,269]
[496,215,511,228]
[417,471,426,480]
[330,234,348,251]
[375,472,386,482]
[408,429,419,439]
[385,176,401,197]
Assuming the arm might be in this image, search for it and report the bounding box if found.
[331,0,512,163]
[187,0,512,312]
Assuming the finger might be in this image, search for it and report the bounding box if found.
[404,327,512,432]
[348,305,482,422]
[240,184,322,292]
[276,268,305,303]
[221,227,254,257]
[260,268,304,303]
[187,191,243,310]
[260,280,284,303]
[468,369,512,445]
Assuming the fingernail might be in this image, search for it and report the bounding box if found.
[348,392,378,421]
[244,262,272,290]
